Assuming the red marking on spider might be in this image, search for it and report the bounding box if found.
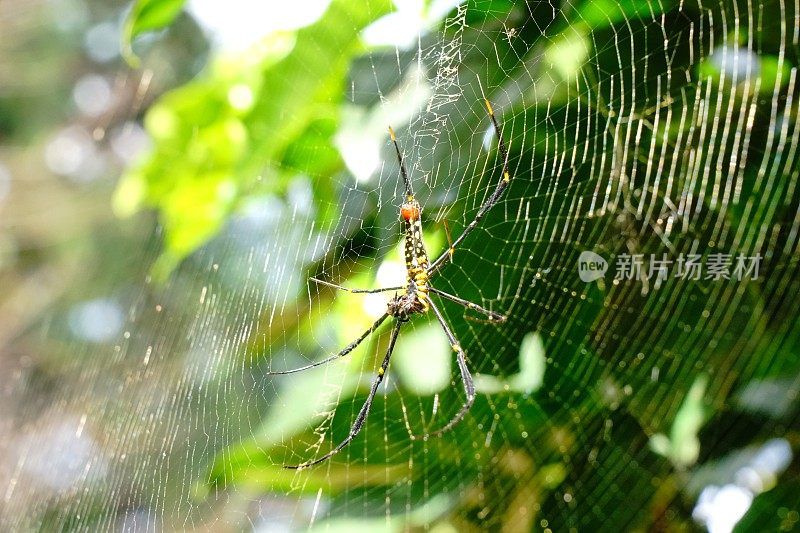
[401,204,420,221]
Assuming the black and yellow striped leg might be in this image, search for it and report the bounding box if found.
[285,320,403,469]
[428,99,512,275]
[311,277,404,294]
[267,314,389,376]
[424,299,475,437]
[428,287,506,322]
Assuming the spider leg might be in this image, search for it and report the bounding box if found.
[285,320,403,469]
[311,277,403,294]
[428,99,512,276]
[267,314,388,375]
[388,126,414,198]
[422,299,476,437]
[428,286,506,322]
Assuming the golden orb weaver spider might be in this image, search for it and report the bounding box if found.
[271,99,512,469]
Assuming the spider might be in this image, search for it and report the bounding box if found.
[270,99,512,469]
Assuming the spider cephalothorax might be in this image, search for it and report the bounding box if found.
[387,289,427,321]
[270,99,511,469]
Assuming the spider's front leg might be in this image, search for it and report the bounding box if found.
[310,277,403,294]
[427,99,512,276]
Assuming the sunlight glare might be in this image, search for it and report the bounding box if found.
[377,259,405,287]
[188,0,331,52]
[363,0,463,49]
[363,293,389,318]
[362,260,406,318]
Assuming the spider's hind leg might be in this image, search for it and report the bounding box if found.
[406,298,476,440]
[266,313,388,376]
[284,320,403,469]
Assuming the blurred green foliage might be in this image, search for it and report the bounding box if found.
[117,0,392,277]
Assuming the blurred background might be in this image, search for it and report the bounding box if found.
[1,0,799,531]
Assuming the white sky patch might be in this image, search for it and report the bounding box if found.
[709,45,760,83]
[0,163,10,204]
[362,259,406,317]
[363,293,390,318]
[45,126,94,176]
[336,115,382,184]
[188,0,331,52]
[44,126,109,183]
[690,439,791,532]
[73,74,112,117]
[336,66,432,183]
[16,419,108,492]
[394,322,451,394]
[228,83,255,111]
[693,484,753,533]
[84,21,120,63]
[363,0,464,49]
[377,259,406,287]
[110,122,151,165]
[474,332,546,394]
[68,298,124,343]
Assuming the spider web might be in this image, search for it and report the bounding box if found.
[2,0,800,531]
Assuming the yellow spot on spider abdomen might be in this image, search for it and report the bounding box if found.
[418,295,430,311]
[452,344,461,352]
[378,368,384,376]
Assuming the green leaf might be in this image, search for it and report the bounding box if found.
[122,0,188,66]
[474,332,546,394]
[650,374,710,469]
[575,0,673,29]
